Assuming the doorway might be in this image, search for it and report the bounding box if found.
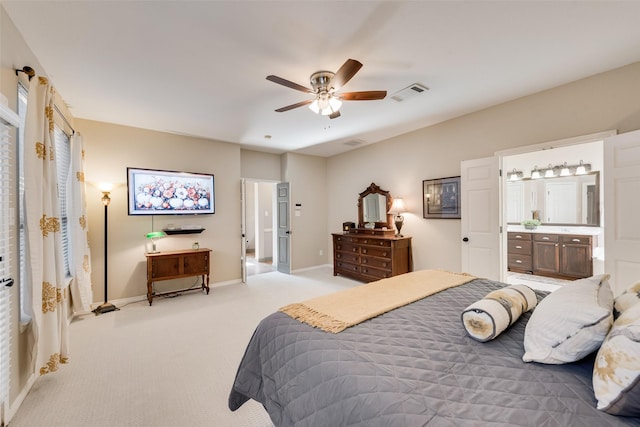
[500,137,606,287]
[242,179,278,278]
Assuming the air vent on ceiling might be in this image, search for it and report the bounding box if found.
[344,139,364,147]
[390,83,429,102]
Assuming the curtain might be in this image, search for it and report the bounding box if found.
[67,133,93,314]
[24,76,69,376]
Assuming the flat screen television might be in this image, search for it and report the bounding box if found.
[127,167,215,215]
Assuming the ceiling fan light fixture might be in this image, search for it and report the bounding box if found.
[309,99,320,114]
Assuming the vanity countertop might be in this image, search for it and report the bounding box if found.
[507,225,601,236]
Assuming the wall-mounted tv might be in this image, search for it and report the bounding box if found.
[127,167,215,215]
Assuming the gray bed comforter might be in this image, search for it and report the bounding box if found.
[229,278,640,426]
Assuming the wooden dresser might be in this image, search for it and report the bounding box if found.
[332,230,413,282]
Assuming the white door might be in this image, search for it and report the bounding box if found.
[240,179,247,283]
[604,130,640,296]
[545,181,577,223]
[276,182,291,274]
[461,156,501,280]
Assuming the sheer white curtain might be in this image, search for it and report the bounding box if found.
[67,133,93,314]
[24,76,69,375]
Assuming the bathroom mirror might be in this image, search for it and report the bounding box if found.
[506,172,600,226]
[357,183,392,228]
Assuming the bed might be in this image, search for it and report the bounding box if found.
[229,273,640,426]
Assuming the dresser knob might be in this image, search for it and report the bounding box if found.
[515,245,522,249]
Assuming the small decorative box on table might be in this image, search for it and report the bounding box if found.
[145,248,212,306]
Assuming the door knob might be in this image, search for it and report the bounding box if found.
[462,237,469,242]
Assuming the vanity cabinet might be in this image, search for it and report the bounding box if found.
[507,232,533,273]
[332,233,412,282]
[532,233,594,279]
[508,232,594,280]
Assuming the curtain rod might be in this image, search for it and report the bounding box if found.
[17,65,76,135]
[54,105,75,135]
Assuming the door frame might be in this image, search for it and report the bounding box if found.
[240,178,279,281]
[495,130,615,281]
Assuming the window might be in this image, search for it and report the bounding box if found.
[1,98,19,416]
[17,83,28,325]
[17,83,72,326]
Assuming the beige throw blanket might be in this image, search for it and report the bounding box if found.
[280,270,475,333]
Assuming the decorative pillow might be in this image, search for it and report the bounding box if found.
[593,302,640,416]
[461,284,537,342]
[522,274,613,364]
[614,281,640,317]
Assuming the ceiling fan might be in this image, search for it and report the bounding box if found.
[266,59,386,119]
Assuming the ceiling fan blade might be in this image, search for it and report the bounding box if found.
[329,111,341,120]
[330,59,363,90]
[275,99,313,112]
[267,75,314,93]
[339,91,387,101]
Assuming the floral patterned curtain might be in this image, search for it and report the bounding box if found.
[24,76,69,375]
[67,133,93,314]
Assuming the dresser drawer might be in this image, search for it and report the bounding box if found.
[335,261,360,275]
[360,266,391,280]
[560,235,591,245]
[334,234,356,243]
[355,237,392,247]
[534,234,559,243]
[508,240,531,255]
[508,254,532,270]
[508,232,532,241]
[334,251,360,264]
[360,245,392,258]
[361,256,391,270]
[335,242,360,254]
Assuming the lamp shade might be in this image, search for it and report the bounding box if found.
[389,198,406,214]
[146,231,166,239]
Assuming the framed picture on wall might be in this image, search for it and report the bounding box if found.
[423,176,461,219]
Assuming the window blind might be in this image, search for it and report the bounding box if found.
[0,99,19,415]
[54,125,71,277]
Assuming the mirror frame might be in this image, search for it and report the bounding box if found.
[358,182,393,229]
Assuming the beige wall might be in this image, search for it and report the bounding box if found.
[77,119,242,299]
[240,149,281,181]
[327,62,640,273]
[282,152,329,270]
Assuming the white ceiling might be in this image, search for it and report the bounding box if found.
[5,1,640,157]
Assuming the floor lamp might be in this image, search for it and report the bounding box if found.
[93,184,119,315]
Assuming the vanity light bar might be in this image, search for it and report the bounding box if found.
[528,160,591,179]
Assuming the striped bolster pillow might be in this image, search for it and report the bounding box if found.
[461,284,537,342]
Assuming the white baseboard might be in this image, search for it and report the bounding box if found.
[86,267,331,311]
[5,373,36,424]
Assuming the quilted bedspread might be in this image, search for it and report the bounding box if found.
[229,278,640,426]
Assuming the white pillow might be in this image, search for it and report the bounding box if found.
[593,302,640,416]
[614,281,640,317]
[522,274,613,364]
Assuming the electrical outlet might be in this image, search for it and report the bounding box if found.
[319,249,323,256]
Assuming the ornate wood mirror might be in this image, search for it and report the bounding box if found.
[357,183,393,229]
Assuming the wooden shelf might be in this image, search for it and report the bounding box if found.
[162,228,205,235]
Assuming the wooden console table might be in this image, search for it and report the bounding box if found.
[145,248,211,306]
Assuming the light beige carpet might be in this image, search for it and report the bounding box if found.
[9,266,354,427]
